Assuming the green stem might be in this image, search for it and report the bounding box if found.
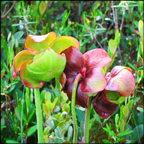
[34,88,44,143]
[84,97,92,143]
[71,73,83,143]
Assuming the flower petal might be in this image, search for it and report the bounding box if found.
[26,48,66,82]
[106,66,126,78]
[63,47,84,74]
[49,36,80,54]
[12,50,35,79]
[63,83,88,108]
[105,68,136,97]
[84,48,112,69]
[20,62,44,88]
[80,68,106,93]
[24,32,57,53]
[93,90,118,118]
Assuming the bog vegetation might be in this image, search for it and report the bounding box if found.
[1,1,143,143]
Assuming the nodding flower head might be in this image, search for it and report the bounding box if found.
[62,48,112,108]
[13,32,80,88]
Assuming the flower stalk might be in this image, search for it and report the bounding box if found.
[84,96,92,143]
[34,88,44,143]
[71,73,83,143]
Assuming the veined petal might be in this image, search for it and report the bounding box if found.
[105,68,136,97]
[12,50,35,79]
[24,32,57,53]
[80,67,106,93]
[107,66,126,78]
[49,36,80,54]
[93,91,118,118]
[63,47,84,74]
[20,62,44,88]
[63,83,88,108]
[26,48,66,82]
[84,48,112,69]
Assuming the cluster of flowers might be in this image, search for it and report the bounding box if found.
[13,32,135,118]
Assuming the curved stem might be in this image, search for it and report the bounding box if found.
[34,88,44,143]
[84,97,92,143]
[71,73,83,143]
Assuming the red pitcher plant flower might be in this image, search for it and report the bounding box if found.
[12,32,80,88]
[62,47,112,108]
[62,48,135,118]
[93,66,136,118]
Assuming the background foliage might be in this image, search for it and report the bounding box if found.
[1,1,143,143]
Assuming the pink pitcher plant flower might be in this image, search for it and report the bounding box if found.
[62,48,135,118]
[12,32,80,88]
[93,66,136,118]
[62,47,112,107]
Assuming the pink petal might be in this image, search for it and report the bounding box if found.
[63,83,88,108]
[80,67,106,94]
[84,48,112,69]
[107,66,126,78]
[105,68,136,97]
[62,47,84,74]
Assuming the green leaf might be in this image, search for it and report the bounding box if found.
[1,125,6,130]
[43,104,49,115]
[15,107,21,121]
[58,121,65,129]
[76,107,85,123]
[55,126,61,137]
[28,110,35,122]
[131,124,144,143]
[6,140,20,143]
[123,106,129,118]
[108,39,117,55]
[94,113,101,124]
[118,129,133,137]
[108,30,120,55]
[120,119,125,132]
[128,62,136,70]
[39,1,47,15]
[51,97,58,110]
[45,99,52,114]
[138,112,143,124]
[115,30,120,44]
[137,107,144,112]
[138,1,143,15]
[43,135,49,143]
[43,127,49,135]
[139,20,143,37]
[60,128,67,138]
[27,125,37,137]
[54,138,63,143]
[27,49,66,82]
[65,116,72,122]
[8,31,24,48]
[102,139,112,143]
[67,126,72,140]
[115,114,119,131]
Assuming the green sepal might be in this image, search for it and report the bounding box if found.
[26,48,66,82]
[106,90,126,104]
